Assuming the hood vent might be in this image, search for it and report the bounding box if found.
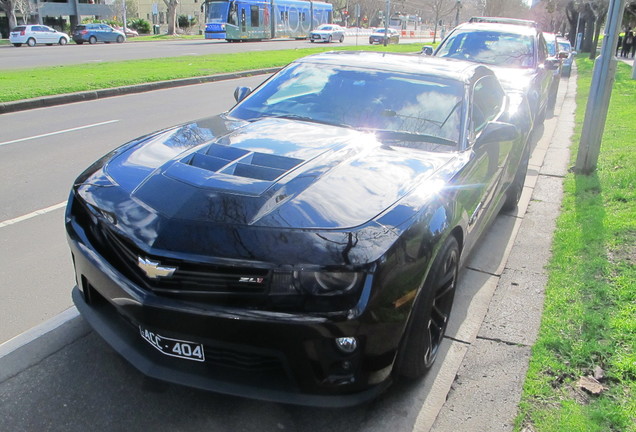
[185,143,304,182]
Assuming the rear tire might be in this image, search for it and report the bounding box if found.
[395,236,459,378]
[327,35,332,43]
[27,38,36,47]
[89,36,97,44]
[339,35,344,43]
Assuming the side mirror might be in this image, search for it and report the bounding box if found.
[475,121,519,148]
[421,46,433,56]
[234,86,252,103]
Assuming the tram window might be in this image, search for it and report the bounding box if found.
[228,3,238,25]
[251,5,259,27]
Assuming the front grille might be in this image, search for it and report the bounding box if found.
[73,198,270,298]
[102,228,270,295]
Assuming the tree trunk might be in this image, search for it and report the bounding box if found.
[589,15,604,59]
[163,0,179,35]
[0,0,18,30]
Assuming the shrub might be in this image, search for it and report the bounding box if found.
[129,18,151,34]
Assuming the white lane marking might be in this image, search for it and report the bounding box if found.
[0,120,119,148]
[0,201,67,228]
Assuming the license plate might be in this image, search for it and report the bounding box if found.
[139,326,205,362]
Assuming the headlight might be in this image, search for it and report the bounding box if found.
[270,269,363,296]
[302,271,360,295]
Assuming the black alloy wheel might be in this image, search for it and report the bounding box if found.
[396,235,460,378]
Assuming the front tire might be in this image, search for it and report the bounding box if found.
[59,37,67,46]
[327,35,332,43]
[502,146,530,212]
[396,235,459,378]
[13,43,22,47]
[117,35,124,43]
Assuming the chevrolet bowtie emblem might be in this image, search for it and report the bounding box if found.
[137,257,177,279]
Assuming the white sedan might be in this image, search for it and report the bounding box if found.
[9,25,69,47]
[309,24,345,43]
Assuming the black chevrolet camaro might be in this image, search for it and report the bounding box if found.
[66,51,532,406]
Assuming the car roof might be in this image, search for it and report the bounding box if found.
[453,21,539,37]
[296,51,495,85]
[469,17,537,28]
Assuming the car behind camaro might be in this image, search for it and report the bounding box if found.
[67,52,532,406]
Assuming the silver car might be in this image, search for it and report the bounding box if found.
[9,25,69,47]
[309,24,345,43]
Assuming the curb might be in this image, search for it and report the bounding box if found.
[0,68,281,115]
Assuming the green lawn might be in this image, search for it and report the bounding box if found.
[515,58,636,431]
[0,43,423,103]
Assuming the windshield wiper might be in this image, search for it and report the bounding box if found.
[249,113,351,129]
[366,129,457,146]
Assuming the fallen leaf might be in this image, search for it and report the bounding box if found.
[577,376,605,395]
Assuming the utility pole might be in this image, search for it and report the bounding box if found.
[575,0,626,174]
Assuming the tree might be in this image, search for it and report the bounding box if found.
[426,0,456,42]
[14,0,32,25]
[0,0,17,31]
[163,0,179,35]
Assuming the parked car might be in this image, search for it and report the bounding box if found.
[309,24,345,43]
[67,51,532,407]
[369,28,400,44]
[542,32,562,111]
[72,24,126,44]
[429,18,559,125]
[115,26,139,37]
[557,37,575,77]
[9,25,69,47]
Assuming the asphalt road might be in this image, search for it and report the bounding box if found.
[0,74,267,344]
[0,33,423,70]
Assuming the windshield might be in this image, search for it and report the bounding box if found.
[229,62,464,147]
[207,1,229,22]
[558,41,570,52]
[436,29,535,68]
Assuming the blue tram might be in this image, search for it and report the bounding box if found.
[204,0,333,42]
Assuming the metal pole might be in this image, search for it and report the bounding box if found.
[575,0,626,174]
[384,0,389,46]
[455,0,460,28]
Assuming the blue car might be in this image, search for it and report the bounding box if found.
[72,24,126,44]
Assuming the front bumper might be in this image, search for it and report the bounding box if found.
[67,216,401,406]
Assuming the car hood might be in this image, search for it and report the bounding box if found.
[78,116,455,232]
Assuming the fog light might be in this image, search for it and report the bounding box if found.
[335,337,357,353]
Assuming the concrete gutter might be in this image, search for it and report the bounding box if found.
[0,68,281,115]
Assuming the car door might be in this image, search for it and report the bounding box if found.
[43,26,58,43]
[535,33,553,114]
[100,25,113,42]
[458,75,508,251]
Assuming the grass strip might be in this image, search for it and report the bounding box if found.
[515,58,636,431]
[0,43,421,103]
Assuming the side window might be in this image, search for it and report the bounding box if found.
[537,34,547,63]
[250,5,259,27]
[471,76,505,136]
